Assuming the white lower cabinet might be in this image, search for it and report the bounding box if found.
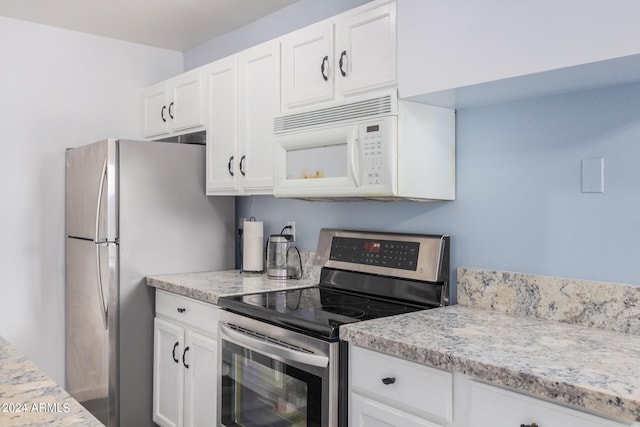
[351,393,443,427]
[349,345,453,426]
[455,375,631,427]
[349,345,633,427]
[153,290,219,427]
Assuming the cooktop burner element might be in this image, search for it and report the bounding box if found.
[217,229,450,341]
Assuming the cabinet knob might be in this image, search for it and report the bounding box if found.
[177,307,186,313]
[520,423,539,427]
[339,50,348,77]
[320,55,329,81]
[381,377,396,385]
[168,101,174,119]
[161,105,167,123]
[172,341,180,363]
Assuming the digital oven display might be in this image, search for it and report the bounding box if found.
[329,237,419,270]
[363,241,381,253]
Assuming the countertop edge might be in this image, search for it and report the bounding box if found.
[340,308,640,423]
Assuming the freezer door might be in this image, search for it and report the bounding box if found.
[65,139,117,241]
[65,237,118,426]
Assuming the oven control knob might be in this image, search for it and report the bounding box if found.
[381,377,396,385]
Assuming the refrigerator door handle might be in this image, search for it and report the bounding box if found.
[94,158,109,329]
[95,243,109,329]
[95,159,107,243]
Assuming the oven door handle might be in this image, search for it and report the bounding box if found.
[220,324,329,368]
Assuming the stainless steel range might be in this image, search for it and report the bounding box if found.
[217,229,450,427]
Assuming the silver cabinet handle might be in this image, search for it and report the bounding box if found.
[220,324,328,368]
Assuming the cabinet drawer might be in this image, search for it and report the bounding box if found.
[467,380,629,427]
[350,345,453,424]
[351,393,444,427]
[156,290,219,335]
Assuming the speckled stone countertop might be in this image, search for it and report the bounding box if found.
[0,335,102,426]
[146,270,319,304]
[341,268,640,423]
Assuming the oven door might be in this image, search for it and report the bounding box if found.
[218,312,338,427]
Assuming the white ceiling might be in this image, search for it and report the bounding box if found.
[0,0,299,51]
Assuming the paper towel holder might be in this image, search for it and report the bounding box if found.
[241,217,264,273]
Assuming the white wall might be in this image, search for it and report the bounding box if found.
[0,16,183,385]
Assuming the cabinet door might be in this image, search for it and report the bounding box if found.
[153,318,185,427]
[281,22,334,110]
[466,380,629,427]
[336,1,396,96]
[238,41,280,193]
[142,83,169,138]
[183,331,218,427]
[205,57,238,194]
[171,69,204,132]
[351,393,443,427]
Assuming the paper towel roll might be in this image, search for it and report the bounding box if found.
[242,220,264,272]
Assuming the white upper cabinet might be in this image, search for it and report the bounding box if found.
[205,40,280,195]
[336,1,396,96]
[281,0,397,111]
[397,0,640,108]
[238,42,280,193]
[171,71,205,132]
[142,68,205,139]
[142,83,170,138]
[204,56,238,193]
[281,22,335,109]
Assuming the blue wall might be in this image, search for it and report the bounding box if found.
[185,1,640,296]
[238,84,640,297]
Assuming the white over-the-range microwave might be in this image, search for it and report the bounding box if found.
[273,91,456,201]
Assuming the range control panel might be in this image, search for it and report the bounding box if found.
[329,236,420,271]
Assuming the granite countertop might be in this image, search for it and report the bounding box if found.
[0,336,102,426]
[341,268,640,423]
[146,265,640,423]
[146,269,319,304]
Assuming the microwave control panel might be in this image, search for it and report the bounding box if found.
[362,124,384,186]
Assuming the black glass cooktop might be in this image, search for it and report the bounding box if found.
[217,286,434,341]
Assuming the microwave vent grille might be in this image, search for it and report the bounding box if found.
[275,95,393,134]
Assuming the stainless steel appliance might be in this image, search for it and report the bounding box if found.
[65,138,234,426]
[217,229,450,427]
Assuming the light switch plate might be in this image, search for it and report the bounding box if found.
[581,158,604,193]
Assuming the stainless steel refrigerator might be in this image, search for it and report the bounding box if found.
[65,138,234,426]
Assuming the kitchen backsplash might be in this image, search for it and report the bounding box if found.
[297,250,321,282]
[458,267,640,335]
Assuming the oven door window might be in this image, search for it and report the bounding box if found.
[221,339,323,427]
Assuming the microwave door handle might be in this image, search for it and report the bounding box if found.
[350,128,360,187]
[220,324,328,368]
